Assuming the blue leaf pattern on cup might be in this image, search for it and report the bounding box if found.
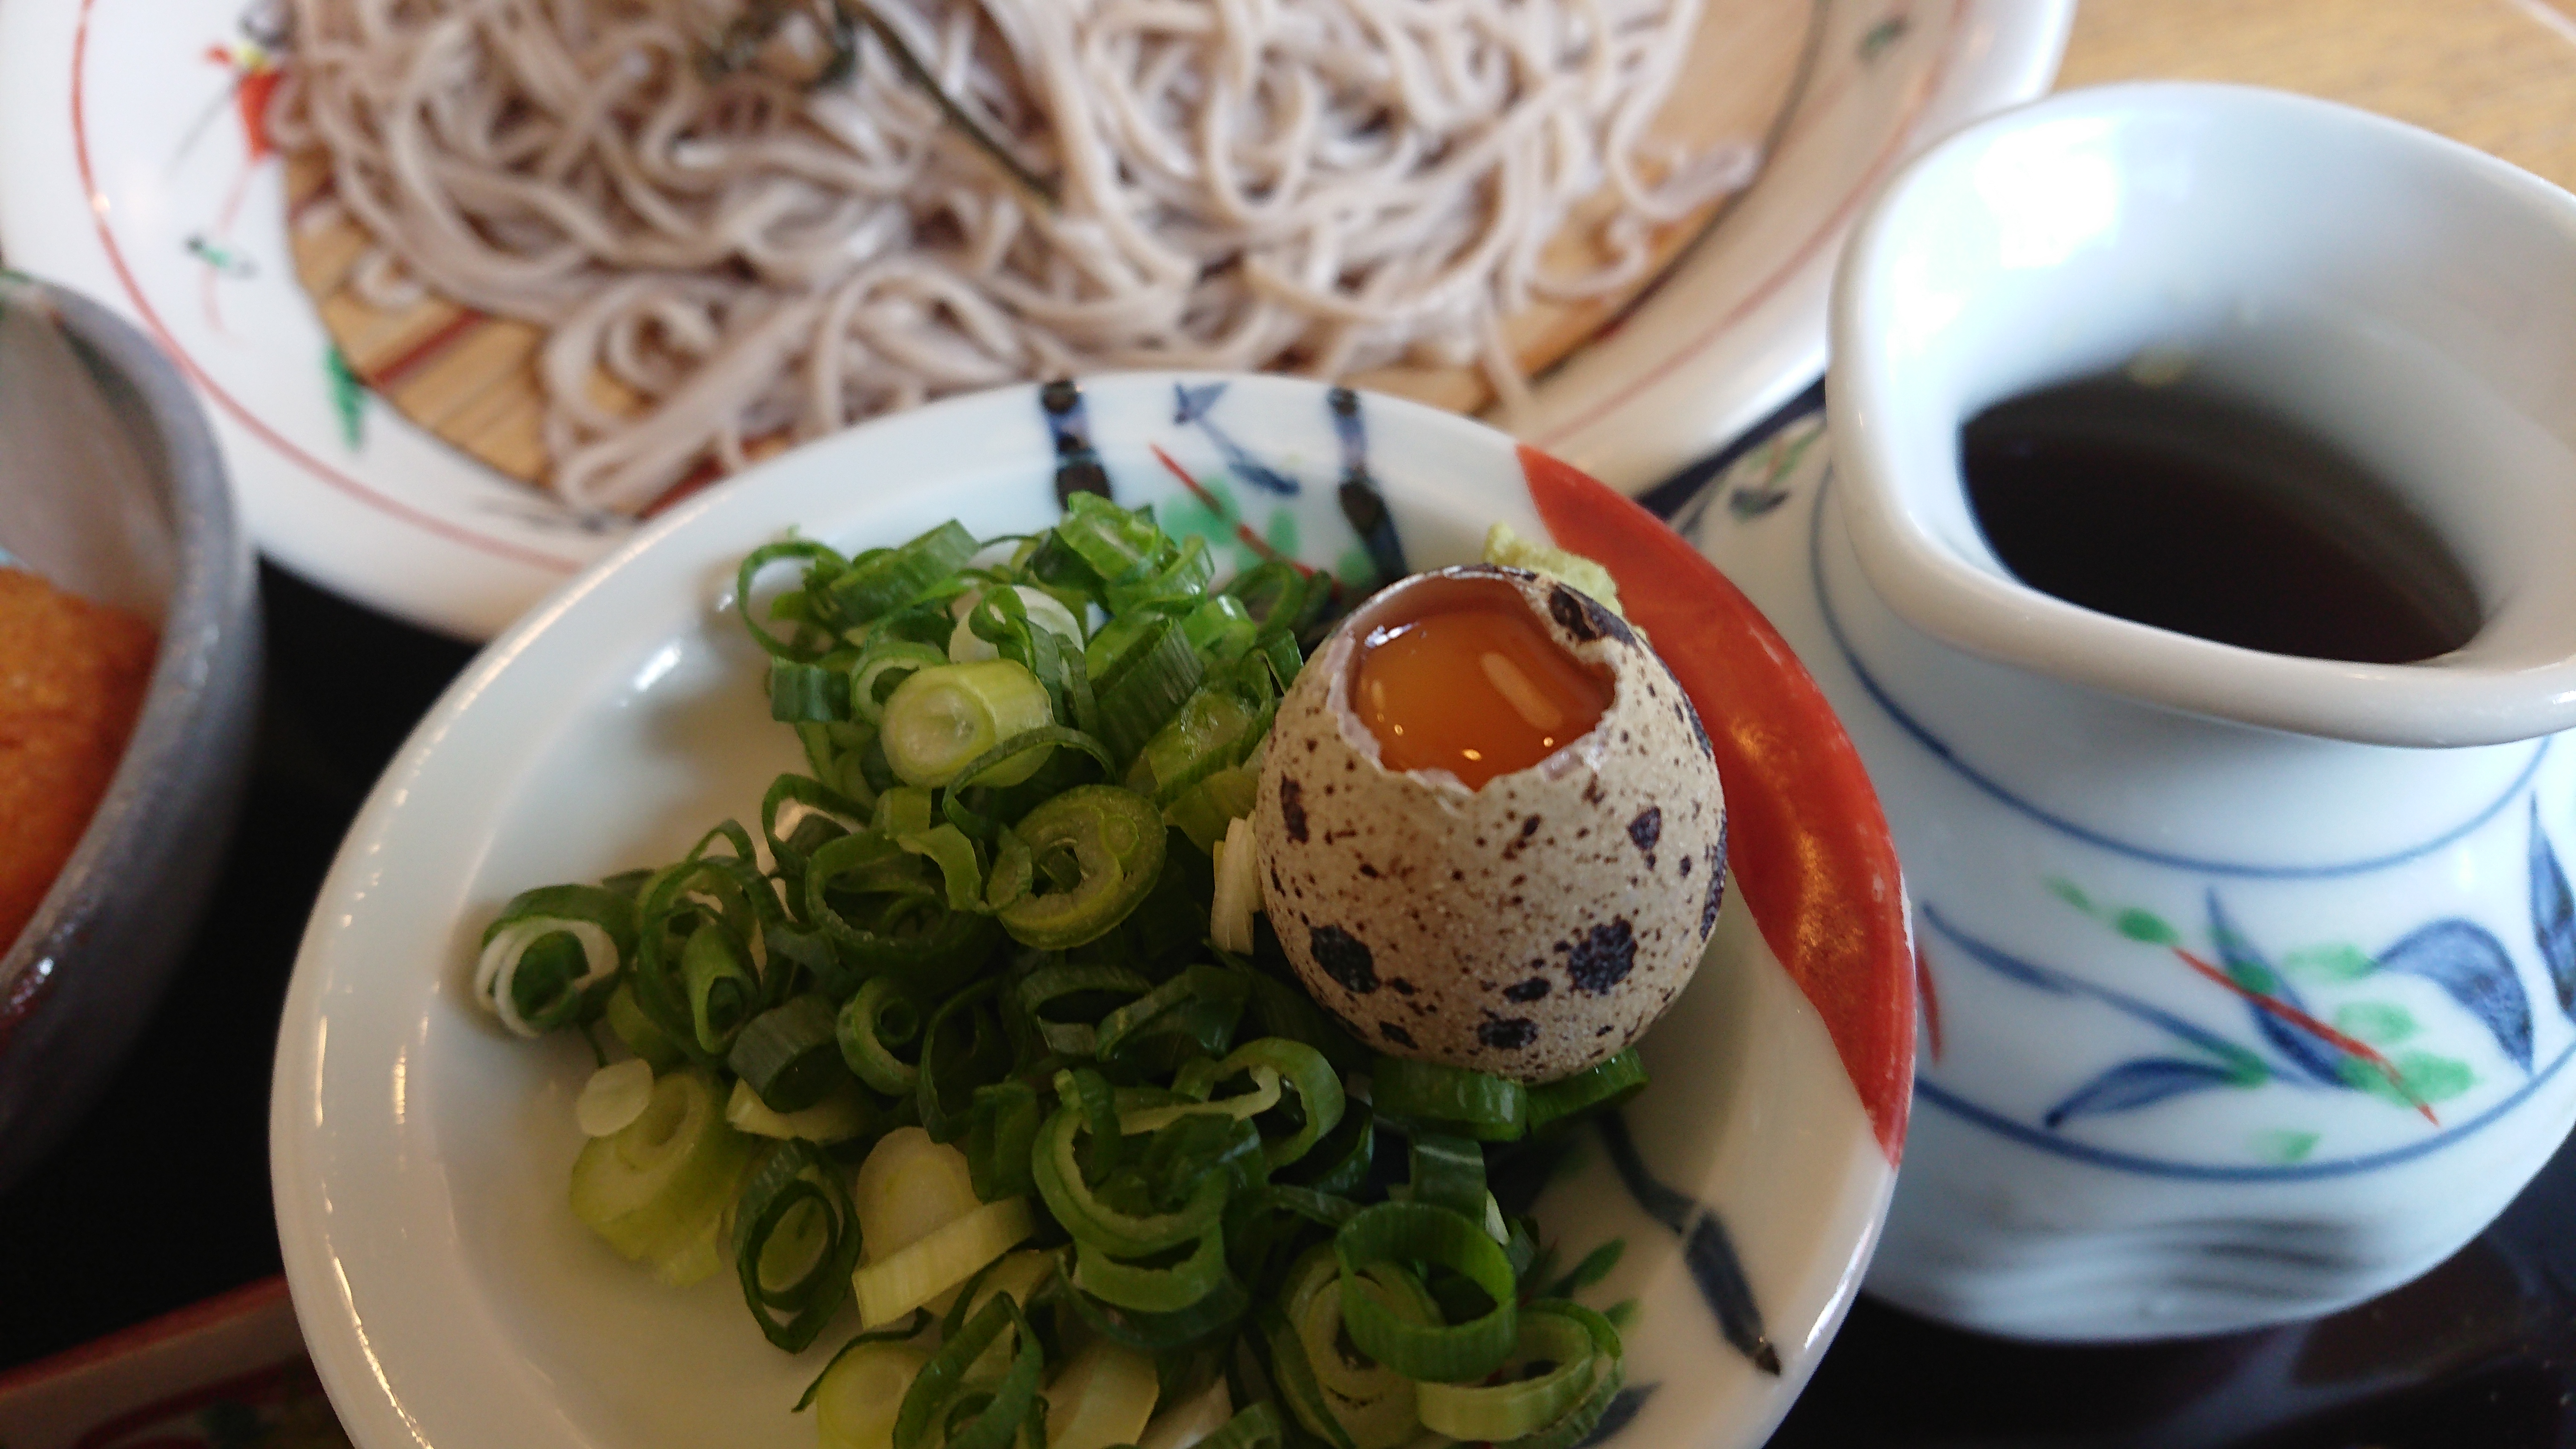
[2044,1058,2246,1128]
[2208,893,2349,1087]
[2376,918,2533,1071]
[2528,797,2576,1019]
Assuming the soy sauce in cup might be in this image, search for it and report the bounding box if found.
[1960,373,2480,666]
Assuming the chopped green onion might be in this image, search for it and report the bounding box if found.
[737,539,848,660]
[725,1076,877,1144]
[1121,1064,1280,1134]
[1052,494,1168,587]
[474,884,635,1037]
[896,822,986,912]
[1403,1133,1487,1221]
[1088,963,1242,1068]
[807,1336,931,1448]
[762,773,869,884]
[916,981,1010,1142]
[827,521,978,624]
[1032,1099,1228,1257]
[1188,1401,1283,1449]
[1484,1303,1625,1449]
[997,786,1167,949]
[1164,765,1260,855]
[729,995,849,1112]
[569,1068,758,1286]
[1333,1202,1518,1382]
[604,982,686,1072]
[1371,1056,1527,1142]
[1091,617,1205,766]
[1195,1038,1342,1169]
[850,640,948,727]
[1210,816,1261,955]
[836,976,924,1094]
[1282,1101,1374,1195]
[575,1058,656,1137]
[1523,1048,1648,1134]
[1136,1378,1239,1449]
[733,1140,867,1351]
[1066,1271,1252,1354]
[966,1079,1042,1201]
[883,660,1056,788]
[852,1195,1035,1327]
[950,585,1084,664]
[1075,1221,1228,1313]
[1015,962,1153,1057]
[1541,1239,1625,1300]
[769,658,852,724]
[1125,683,1266,806]
[803,833,1000,984]
[1181,594,1258,660]
[1270,1248,1423,1449]
[1109,534,1215,615]
[875,786,936,836]
[680,920,761,1056]
[893,1292,1042,1449]
[1043,1337,1162,1449]
[1413,1302,1608,1442]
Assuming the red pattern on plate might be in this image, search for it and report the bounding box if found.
[1522,443,1913,1159]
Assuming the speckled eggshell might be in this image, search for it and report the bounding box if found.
[1254,565,1727,1083]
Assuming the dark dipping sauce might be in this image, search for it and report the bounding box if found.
[1961,374,2479,666]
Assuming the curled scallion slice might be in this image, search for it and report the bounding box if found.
[733,1140,867,1351]
[569,1068,758,1286]
[893,1291,1042,1449]
[1414,1301,1615,1443]
[836,976,924,1094]
[474,884,635,1037]
[997,785,1167,949]
[883,660,1055,788]
[1371,1056,1527,1142]
[1332,1201,1519,1383]
[1524,1047,1648,1135]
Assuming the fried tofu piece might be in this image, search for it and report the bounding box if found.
[0,568,157,951]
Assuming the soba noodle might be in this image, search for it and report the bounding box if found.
[274,0,1756,515]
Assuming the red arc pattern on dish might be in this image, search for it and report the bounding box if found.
[69,0,586,575]
[1522,442,1913,1160]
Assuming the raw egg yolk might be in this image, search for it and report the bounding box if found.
[1354,599,1611,789]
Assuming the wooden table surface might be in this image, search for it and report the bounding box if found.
[2059,0,2576,192]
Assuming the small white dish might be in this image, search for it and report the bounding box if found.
[268,373,1913,1449]
[0,0,2066,640]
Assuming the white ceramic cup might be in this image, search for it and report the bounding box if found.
[1822,82,2576,1339]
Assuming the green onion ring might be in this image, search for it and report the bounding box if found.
[893,1292,1041,1449]
[731,1140,865,1352]
[1333,1202,1519,1383]
[1523,1048,1649,1136]
[1072,1222,1227,1313]
[835,976,923,1094]
[1371,1056,1527,1142]
[1031,1103,1227,1257]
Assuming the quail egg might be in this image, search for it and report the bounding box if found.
[1253,564,1727,1083]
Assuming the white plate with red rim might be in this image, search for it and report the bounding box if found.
[267,372,1911,1449]
[0,0,2068,641]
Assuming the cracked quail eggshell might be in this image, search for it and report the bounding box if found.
[1253,565,1727,1083]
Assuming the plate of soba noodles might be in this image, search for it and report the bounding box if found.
[0,0,2066,640]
